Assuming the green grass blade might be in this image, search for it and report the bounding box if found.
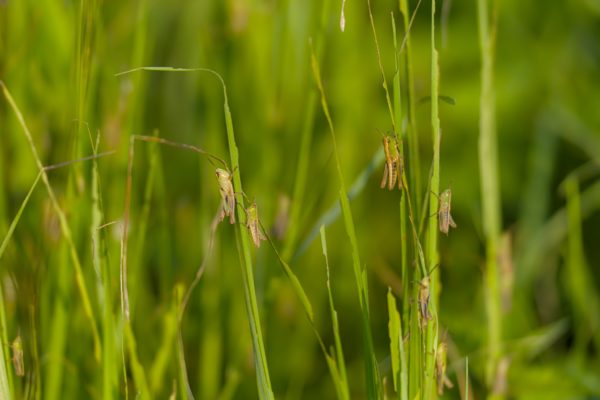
[399,0,422,213]
[125,321,151,399]
[311,45,381,399]
[476,0,503,390]
[263,227,314,321]
[0,283,11,400]
[0,172,41,261]
[424,0,442,397]
[293,147,385,260]
[320,226,350,400]
[283,0,332,261]
[565,178,600,354]
[222,80,275,400]
[90,134,116,400]
[465,357,469,400]
[387,290,408,400]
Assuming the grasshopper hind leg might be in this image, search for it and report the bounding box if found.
[380,163,389,189]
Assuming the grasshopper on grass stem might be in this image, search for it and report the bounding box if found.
[233,191,267,249]
[2,334,24,377]
[215,168,237,224]
[380,134,404,191]
[416,264,440,329]
[214,169,267,248]
[244,201,267,248]
[417,275,432,329]
[431,188,457,235]
[435,340,453,395]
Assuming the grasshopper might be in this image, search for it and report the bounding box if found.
[245,201,266,248]
[11,335,24,377]
[216,168,236,224]
[437,188,457,235]
[417,264,441,329]
[417,275,432,328]
[435,341,453,395]
[380,134,403,191]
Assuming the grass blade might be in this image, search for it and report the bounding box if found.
[423,0,442,397]
[476,0,503,390]
[0,283,11,400]
[320,226,350,400]
[310,43,381,399]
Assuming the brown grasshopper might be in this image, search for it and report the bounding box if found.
[417,275,432,329]
[216,168,236,224]
[416,264,441,329]
[380,134,404,191]
[435,341,453,395]
[11,335,24,377]
[436,188,457,235]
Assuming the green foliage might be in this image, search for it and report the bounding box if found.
[1,0,600,399]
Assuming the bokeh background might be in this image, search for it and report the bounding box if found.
[1,0,600,398]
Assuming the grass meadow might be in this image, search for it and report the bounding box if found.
[1,0,600,399]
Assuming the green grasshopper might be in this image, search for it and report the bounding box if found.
[437,188,457,235]
[380,134,403,191]
[245,201,267,248]
[435,341,453,395]
[216,168,236,224]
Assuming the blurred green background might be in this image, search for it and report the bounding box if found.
[1,0,600,399]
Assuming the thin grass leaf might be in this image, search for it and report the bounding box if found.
[1,81,102,361]
[399,0,423,214]
[387,290,408,400]
[283,0,332,261]
[465,357,469,400]
[320,226,350,400]
[423,0,444,397]
[294,147,385,260]
[565,178,600,352]
[0,283,11,400]
[90,133,116,400]
[0,172,41,261]
[311,44,381,399]
[124,321,151,399]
